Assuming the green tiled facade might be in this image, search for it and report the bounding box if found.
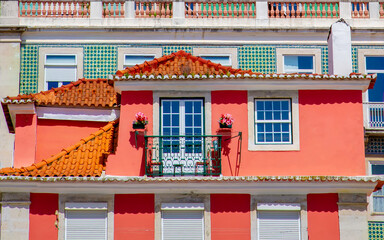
[369,221,384,240]
[19,44,383,94]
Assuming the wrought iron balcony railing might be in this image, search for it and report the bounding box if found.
[364,102,384,130]
[144,135,222,177]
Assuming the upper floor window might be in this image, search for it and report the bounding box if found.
[199,55,231,66]
[45,54,77,90]
[373,188,384,213]
[65,202,108,240]
[39,47,83,92]
[366,56,384,102]
[255,99,292,144]
[124,54,155,68]
[276,48,321,74]
[283,55,314,73]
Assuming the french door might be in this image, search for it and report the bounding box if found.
[161,99,204,175]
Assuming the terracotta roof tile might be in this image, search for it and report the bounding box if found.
[115,50,255,77]
[0,121,118,177]
[2,78,118,107]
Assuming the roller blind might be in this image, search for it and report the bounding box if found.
[162,210,204,240]
[65,210,107,240]
[258,211,300,240]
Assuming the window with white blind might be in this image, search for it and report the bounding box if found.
[161,203,204,240]
[65,202,107,240]
[257,203,301,240]
[124,54,156,68]
[45,54,77,90]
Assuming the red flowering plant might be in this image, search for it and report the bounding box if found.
[133,112,148,129]
[219,113,234,128]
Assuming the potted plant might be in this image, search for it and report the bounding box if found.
[219,113,234,129]
[133,112,148,129]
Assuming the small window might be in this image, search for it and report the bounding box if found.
[65,203,107,240]
[124,54,155,68]
[371,162,384,175]
[161,203,204,240]
[199,55,231,66]
[45,54,77,90]
[283,55,314,73]
[255,99,292,144]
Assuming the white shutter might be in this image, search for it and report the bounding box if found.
[46,66,76,82]
[65,210,107,240]
[258,211,300,240]
[162,210,204,240]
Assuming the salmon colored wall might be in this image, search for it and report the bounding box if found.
[14,114,37,168]
[307,193,340,240]
[29,193,58,240]
[210,194,251,240]
[211,90,365,176]
[114,194,154,239]
[36,120,106,162]
[107,91,153,176]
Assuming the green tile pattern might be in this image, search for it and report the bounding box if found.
[163,46,192,55]
[20,44,383,94]
[20,45,39,94]
[369,221,384,240]
[84,45,117,79]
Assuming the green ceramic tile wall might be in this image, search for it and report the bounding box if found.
[19,44,382,94]
[369,221,384,240]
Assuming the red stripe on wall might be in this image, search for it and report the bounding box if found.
[211,194,251,240]
[307,193,340,240]
[29,193,58,240]
[114,194,155,240]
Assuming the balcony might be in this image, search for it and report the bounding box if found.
[0,0,383,29]
[144,135,222,177]
[364,102,384,130]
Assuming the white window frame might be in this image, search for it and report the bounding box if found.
[254,99,292,145]
[155,194,210,240]
[283,55,315,74]
[276,48,321,74]
[117,47,162,71]
[193,47,238,68]
[248,91,300,151]
[44,54,77,90]
[58,195,114,240]
[39,47,83,92]
[251,196,308,240]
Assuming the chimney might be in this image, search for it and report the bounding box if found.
[327,19,353,76]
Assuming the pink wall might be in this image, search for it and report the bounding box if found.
[114,194,154,239]
[29,193,58,240]
[307,193,340,240]
[211,90,365,176]
[211,194,251,240]
[36,119,105,161]
[14,114,37,167]
[106,91,153,176]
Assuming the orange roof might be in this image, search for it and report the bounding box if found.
[2,78,118,107]
[115,50,255,77]
[0,121,118,177]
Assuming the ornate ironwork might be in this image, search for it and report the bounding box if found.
[144,135,222,177]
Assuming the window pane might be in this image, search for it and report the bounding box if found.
[171,101,179,113]
[124,55,155,66]
[46,55,76,65]
[185,115,192,127]
[372,164,384,175]
[62,81,72,86]
[200,55,231,66]
[194,115,201,127]
[163,115,171,127]
[185,102,193,113]
[163,101,170,113]
[284,55,314,73]
[373,197,384,212]
[194,101,202,113]
[368,73,384,102]
[366,57,384,70]
[47,82,59,89]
